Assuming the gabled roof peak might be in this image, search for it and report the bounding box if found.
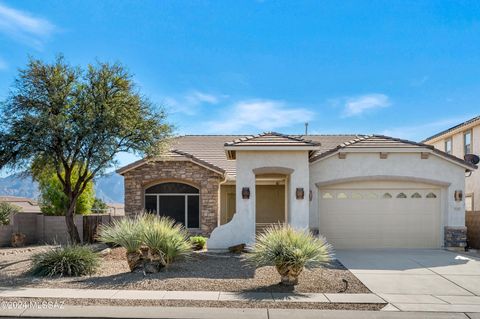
[225,131,320,147]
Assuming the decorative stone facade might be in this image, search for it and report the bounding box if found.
[444,226,467,248]
[123,160,223,234]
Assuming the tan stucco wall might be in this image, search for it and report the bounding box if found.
[220,185,236,225]
[309,152,467,247]
[428,125,479,211]
[208,150,310,250]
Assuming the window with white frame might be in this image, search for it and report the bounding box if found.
[444,138,452,155]
[464,130,472,155]
[144,182,200,228]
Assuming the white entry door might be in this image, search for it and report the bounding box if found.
[319,181,441,249]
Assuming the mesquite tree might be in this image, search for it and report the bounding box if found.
[0,56,172,243]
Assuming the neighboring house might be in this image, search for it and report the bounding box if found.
[423,116,480,248]
[0,196,42,213]
[423,115,480,213]
[117,132,476,250]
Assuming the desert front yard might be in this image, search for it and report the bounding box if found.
[0,246,369,294]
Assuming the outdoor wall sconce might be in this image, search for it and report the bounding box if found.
[242,187,250,199]
[296,188,305,200]
[454,190,463,202]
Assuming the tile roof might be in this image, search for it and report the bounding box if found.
[308,135,477,169]
[117,133,476,177]
[225,132,320,147]
[422,115,480,142]
[0,196,41,213]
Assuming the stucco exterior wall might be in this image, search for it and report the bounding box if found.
[123,161,223,234]
[429,125,479,211]
[309,152,467,244]
[208,150,310,250]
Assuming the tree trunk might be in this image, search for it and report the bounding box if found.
[65,199,81,244]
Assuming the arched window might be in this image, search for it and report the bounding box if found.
[411,192,422,199]
[383,193,392,199]
[337,192,348,199]
[322,192,333,199]
[396,192,407,199]
[145,182,200,228]
[426,192,437,199]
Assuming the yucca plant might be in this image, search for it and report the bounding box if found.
[31,245,99,277]
[97,216,145,271]
[142,216,191,268]
[246,224,333,285]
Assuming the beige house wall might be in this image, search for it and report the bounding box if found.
[427,124,480,211]
[220,185,236,225]
[255,185,285,224]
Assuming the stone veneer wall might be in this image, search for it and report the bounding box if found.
[444,226,467,248]
[123,161,223,234]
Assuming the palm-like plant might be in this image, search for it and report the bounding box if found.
[246,224,333,285]
[97,216,145,271]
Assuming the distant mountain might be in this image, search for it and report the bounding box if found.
[0,172,124,203]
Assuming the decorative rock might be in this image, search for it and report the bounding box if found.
[228,243,246,253]
[11,232,26,247]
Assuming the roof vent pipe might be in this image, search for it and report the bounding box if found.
[304,122,309,136]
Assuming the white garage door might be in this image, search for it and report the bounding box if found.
[319,181,441,249]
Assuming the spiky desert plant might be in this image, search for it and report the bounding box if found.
[246,224,333,285]
[97,216,145,271]
[142,216,192,267]
[31,245,99,277]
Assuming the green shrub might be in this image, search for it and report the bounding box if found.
[0,202,20,225]
[190,236,207,250]
[31,245,99,277]
[142,216,192,265]
[246,224,333,285]
[97,216,145,253]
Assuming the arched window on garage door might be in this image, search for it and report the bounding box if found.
[144,182,200,229]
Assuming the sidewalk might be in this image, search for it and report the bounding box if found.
[0,305,477,319]
[3,287,480,313]
[0,287,384,304]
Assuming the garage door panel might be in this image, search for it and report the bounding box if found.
[319,184,441,249]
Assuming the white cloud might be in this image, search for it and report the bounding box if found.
[205,99,314,133]
[0,3,57,48]
[164,90,221,115]
[342,93,391,117]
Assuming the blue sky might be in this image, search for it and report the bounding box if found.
[0,0,479,173]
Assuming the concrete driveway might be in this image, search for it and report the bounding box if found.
[336,249,480,296]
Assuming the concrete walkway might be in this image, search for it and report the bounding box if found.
[337,249,480,312]
[0,287,384,303]
[4,286,480,313]
[0,305,477,319]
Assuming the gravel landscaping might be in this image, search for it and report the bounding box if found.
[0,297,386,311]
[0,246,370,294]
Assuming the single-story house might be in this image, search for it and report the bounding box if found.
[117,132,476,250]
[0,196,42,213]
